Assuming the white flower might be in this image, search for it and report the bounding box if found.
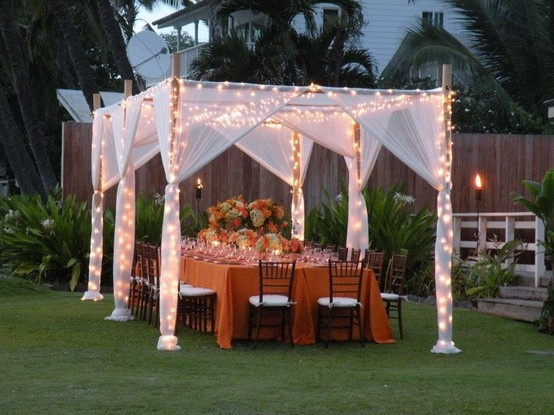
[250,209,265,228]
[41,218,55,232]
[393,192,415,205]
[154,193,165,206]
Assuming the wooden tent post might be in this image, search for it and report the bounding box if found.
[124,80,133,99]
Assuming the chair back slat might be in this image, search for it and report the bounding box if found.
[337,247,348,261]
[365,251,385,289]
[258,260,296,302]
[384,253,408,295]
[327,260,364,303]
[137,242,160,287]
[350,248,361,262]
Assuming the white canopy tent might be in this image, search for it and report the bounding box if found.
[83,75,460,354]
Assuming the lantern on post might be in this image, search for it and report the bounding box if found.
[195,178,203,213]
[474,173,484,256]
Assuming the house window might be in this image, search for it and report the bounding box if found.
[422,11,444,28]
[323,8,339,27]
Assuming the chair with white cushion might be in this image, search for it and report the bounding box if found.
[178,283,217,333]
[317,260,365,347]
[248,260,296,349]
[381,253,408,339]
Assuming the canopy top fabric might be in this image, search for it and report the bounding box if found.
[85,77,459,354]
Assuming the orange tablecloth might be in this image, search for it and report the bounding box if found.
[181,257,395,349]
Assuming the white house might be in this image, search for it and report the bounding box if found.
[150,0,466,82]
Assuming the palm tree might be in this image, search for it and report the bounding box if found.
[0,0,57,196]
[95,0,141,93]
[0,84,44,194]
[191,0,374,87]
[45,0,101,110]
[382,0,554,118]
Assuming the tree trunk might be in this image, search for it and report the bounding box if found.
[96,0,139,93]
[46,0,100,111]
[0,85,44,195]
[0,0,57,194]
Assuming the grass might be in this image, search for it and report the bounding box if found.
[1,276,553,415]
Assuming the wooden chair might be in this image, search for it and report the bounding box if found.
[337,246,349,261]
[248,260,296,349]
[364,250,385,289]
[381,253,408,339]
[317,260,365,347]
[128,245,142,318]
[136,242,161,327]
[350,248,361,262]
[178,284,217,333]
[325,244,336,252]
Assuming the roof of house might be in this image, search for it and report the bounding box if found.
[153,0,211,29]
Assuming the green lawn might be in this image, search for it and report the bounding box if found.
[1,276,553,415]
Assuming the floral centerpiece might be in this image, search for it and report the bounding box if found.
[197,196,295,258]
[247,197,287,234]
[227,228,258,249]
[207,195,249,232]
[255,233,283,253]
[282,236,304,254]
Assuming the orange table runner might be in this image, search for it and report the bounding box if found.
[181,257,395,349]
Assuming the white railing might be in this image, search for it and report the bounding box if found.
[145,44,207,87]
[453,212,546,287]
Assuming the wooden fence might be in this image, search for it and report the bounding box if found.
[62,124,554,217]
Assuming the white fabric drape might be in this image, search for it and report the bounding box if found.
[88,80,457,353]
[344,129,382,252]
[105,94,143,321]
[154,80,303,350]
[235,124,313,239]
[327,88,459,353]
[83,110,108,301]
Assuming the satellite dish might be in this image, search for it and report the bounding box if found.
[127,31,170,79]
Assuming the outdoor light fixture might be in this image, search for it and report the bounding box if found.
[474,173,484,256]
[474,173,483,202]
[195,178,203,200]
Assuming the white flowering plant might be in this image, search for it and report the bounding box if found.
[0,189,94,291]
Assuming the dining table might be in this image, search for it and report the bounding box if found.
[180,255,395,349]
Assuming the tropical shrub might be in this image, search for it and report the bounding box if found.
[135,193,204,245]
[306,184,437,295]
[0,191,202,291]
[305,188,348,247]
[511,168,554,272]
[0,190,93,290]
[364,186,436,282]
[462,237,524,299]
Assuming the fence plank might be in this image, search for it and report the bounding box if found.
[61,124,554,216]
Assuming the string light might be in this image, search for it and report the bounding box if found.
[89,78,454,352]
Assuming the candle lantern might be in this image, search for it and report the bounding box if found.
[473,173,484,257]
[474,174,483,202]
[195,178,203,200]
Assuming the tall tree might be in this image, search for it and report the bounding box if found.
[0,84,43,194]
[191,0,373,87]
[0,0,57,195]
[46,0,101,110]
[382,0,554,118]
[96,0,140,93]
